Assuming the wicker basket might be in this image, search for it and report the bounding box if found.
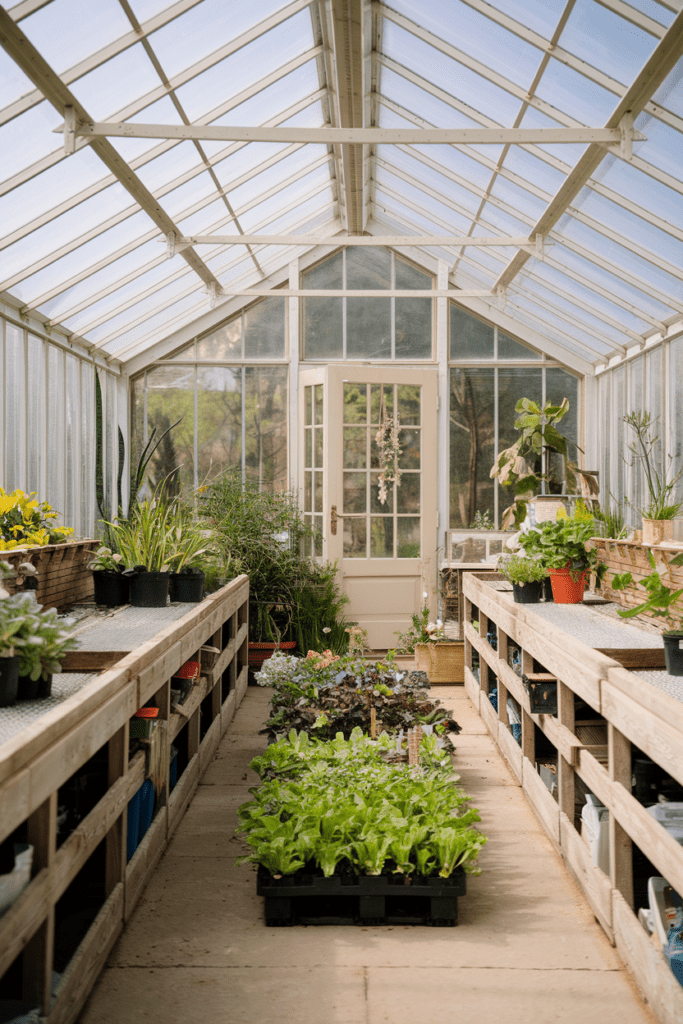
[414,642,465,684]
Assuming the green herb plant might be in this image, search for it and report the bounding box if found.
[497,554,548,586]
[0,593,78,680]
[237,729,486,879]
[612,551,683,635]
[518,518,601,581]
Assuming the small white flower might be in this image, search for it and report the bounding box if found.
[436,619,443,628]
[423,591,428,598]
[322,626,331,634]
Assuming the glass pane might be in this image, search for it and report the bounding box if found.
[399,429,420,470]
[369,518,393,558]
[305,385,312,426]
[314,427,323,469]
[545,368,580,462]
[498,331,540,359]
[65,354,78,531]
[314,471,323,513]
[343,427,367,469]
[347,298,391,358]
[346,247,391,289]
[397,385,421,426]
[370,384,393,423]
[197,318,242,359]
[196,366,242,485]
[344,517,366,558]
[450,368,495,528]
[499,367,543,514]
[450,305,494,359]
[305,429,312,468]
[314,517,323,558]
[395,298,432,358]
[145,365,195,493]
[244,367,288,491]
[304,298,343,358]
[397,473,420,514]
[397,517,420,558]
[344,383,367,423]
[304,470,312,512]
[5,322,25,492]
[371,472,394,513]
[27,334,45,496]
[314,384,323,424]
[395,257,432,291]
[304,251,343,288]
[344,472,367,514]
[48,347,65,518]
[244,298,285,358]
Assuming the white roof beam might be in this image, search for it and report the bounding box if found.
[0,9,222,298]
[171,233,537,248]
[324,0,365,234]
[493,8,683,294]
[6,0,54,22]
[0,0,310,127]
[67,123,643,145]
[593,0,666,36]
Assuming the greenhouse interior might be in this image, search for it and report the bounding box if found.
[1,0,683,1021]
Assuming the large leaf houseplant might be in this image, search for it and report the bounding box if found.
[518,517,601,604]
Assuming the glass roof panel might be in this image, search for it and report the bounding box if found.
[105,293,205,354]
[652,55,683,114]
[147,0,294,78]
[511,293,614,354]
[559,0,658,85]
[212,142,291,189]
[387,0,541,90]
[518,105,589,164]
[501,147,568,195]
[535,58,617,124]
[515,275,637,346]
[83,275,202,345]
[374,168,472,234]
[133,141,207,195]
[591,154,683,231]
[172,10,313,122]
[633,112,683,178]
[481,0,567,38]
[161,170,217,219]
[0,45,35,108]
[238,170,333,231]
[127,0,183,19]
[63,260,188,335]
[381,21,520,124]
[0,146,108,240]
[477,200,531,236]
[0,101,63,186]
[0,183,136,282]
[625,0,676,28]
[20,0,133,76]
[207,59,319,128]
[380,67,482,129]
[380,146,482,213]
[489,176,548,220]
[109,95,186,162]
[227,147,327,209]
[69,43,161,120]
[176,198,237,238]
[409,143,495,192]
[506,298,611,359]
[570,185,683,267]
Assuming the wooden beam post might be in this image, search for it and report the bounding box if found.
[609,723,634,908]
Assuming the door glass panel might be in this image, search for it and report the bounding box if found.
[340,380,422,559]
[344,517,367,558]
[303,382,323,558]
[314,472,323,513]
[371,518,394,558]
[314,384,324,424]
[305,430,312,468]
[314,427,323,468]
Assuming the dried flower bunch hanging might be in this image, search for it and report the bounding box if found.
[376,390,402,505]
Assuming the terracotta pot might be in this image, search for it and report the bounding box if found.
[642,519,673,546]
[414,642,464,684]
[548,566,588,604]
[248,641,296,669]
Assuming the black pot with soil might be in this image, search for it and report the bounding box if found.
[93,570,130,607]
[17,673,52,700]
[663,633,683,676]
[512,581,544,604]
[0,655,20,707]
[168,570,205,603]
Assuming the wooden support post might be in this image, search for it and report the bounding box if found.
[105,724,128,897]
[521,648,534,677]
[24,793,57,1013]
[497,627,508,665]
[609,723,634,908]
[188,708,200,760]
[522,708,535,764]
[498,677,509,726]
[557,682,576,821]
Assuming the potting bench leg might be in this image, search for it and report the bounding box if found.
[430,895,458,924]
[359,895,385,920]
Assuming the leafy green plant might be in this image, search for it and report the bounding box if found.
[497,554,548,585]
[394,604,451,653]
[88,546,125,573]
[622,411,683,522]
[255,652,460,741]
[491,397,597,528]
[518,518,601,581]
[593,500,627,540]
[237,729,486,879]
[612,551,683,634]
[469,510,495,530]
[1,594,78,680]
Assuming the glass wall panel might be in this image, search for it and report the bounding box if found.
[4,322,25,492]
[347,297,392,358]
[346,247,391,289]
[244,298,286,358]
[450,306,494,359]
[144,365,195,495]
[671,337,683,505]
[197,321,240,359]
[545,367,579,462]
[196,367,242,485]
[48,346,65,521]
[244,367,288,491]
[450,368,495,528]
[65,354,79,531]
[498,331,540,359]
[27,334,45,496]
[499,367,543,513]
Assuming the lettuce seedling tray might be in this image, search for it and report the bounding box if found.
[257,866,466,926]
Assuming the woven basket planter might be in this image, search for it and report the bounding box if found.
[414,642,465,684]
[0,540,98,610]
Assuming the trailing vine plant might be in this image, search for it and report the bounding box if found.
[376,389,402,505]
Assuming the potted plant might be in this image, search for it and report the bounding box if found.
[4,594,78,699]
[518,518,601,604]
[0,488,74,550]
[491,398,598,528]
[622,411,682,545]
[166,504,211,603]
[88,546,129,607]
[0,574,24,706]
[395,604,464,683]
[105,495,178,607]
[612,552,683,675]
[498,554,548,603]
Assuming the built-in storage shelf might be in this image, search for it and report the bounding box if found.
[0,576,249,1024]
[463,572,683,1024]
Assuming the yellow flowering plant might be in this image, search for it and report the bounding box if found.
[0,489,73,550]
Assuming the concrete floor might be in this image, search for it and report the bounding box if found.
[79,685,656,1024]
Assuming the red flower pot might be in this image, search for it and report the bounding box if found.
[548,565,588,604]
[248,641,296,669]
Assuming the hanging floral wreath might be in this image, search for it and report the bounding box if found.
[376,392,402,505]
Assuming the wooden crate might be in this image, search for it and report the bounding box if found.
[0,540,98,610]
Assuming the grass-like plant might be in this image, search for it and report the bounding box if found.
[623,411,682,522]
[497,554,548,585]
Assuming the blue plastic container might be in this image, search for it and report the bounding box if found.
[126,786,142,863]
[139,779,155,841]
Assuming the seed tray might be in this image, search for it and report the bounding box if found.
[257,866,465,927]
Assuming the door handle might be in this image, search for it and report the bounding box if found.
[331,505,345,536]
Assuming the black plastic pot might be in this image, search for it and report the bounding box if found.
[128,571,169,608]
[17,672,51,700]
[168,572,205,603]
[0,656,20,707]
[512,580,544,604]
[663,633,683,676]
[93,570,130,607]
[542,577,554,602]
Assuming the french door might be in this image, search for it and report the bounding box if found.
[299,364,438,649]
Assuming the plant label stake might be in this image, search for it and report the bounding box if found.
[370,706,377,739]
